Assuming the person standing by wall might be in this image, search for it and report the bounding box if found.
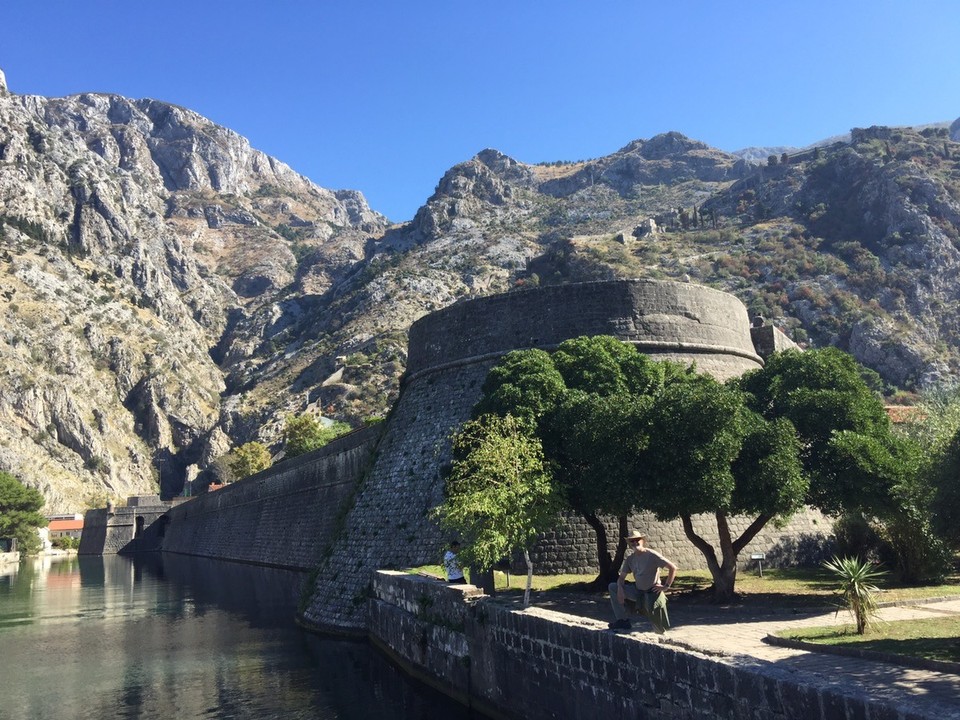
[608,530,677,633]
[443,540,465,583]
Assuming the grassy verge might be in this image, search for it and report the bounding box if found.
[674,567,960,606]
[408,565,960,606]
[777,617,960,664]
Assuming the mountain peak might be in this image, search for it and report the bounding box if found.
[616,131,709,158]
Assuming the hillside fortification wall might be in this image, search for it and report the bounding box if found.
[301,279,822,635]
[159,425,381,569]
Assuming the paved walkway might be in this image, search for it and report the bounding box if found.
[512,591,960,719]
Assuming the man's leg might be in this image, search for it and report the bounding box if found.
[608,582,640,621]
[640,591,670,634]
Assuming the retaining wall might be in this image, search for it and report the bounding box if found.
[368,571,898,720]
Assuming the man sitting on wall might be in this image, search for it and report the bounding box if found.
[608,530,677,633]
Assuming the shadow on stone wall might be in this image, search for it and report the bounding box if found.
[764,532,836,568]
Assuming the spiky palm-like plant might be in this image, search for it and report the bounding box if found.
[823,555,886,634]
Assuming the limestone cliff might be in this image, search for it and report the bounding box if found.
[0,76,385,510]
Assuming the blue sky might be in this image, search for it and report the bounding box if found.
[5,1,959,222]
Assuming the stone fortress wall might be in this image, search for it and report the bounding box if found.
[300,279,827,634]
[157,425,381,569]
[80,496,172,556]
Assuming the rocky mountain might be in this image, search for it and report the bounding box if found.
[1,69,958,512]
[0,72,386,510]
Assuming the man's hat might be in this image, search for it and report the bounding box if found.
[626,530,646,541]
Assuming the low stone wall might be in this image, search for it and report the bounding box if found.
[368,571,891,720]
[160,425,381,570]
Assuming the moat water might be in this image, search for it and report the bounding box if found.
[0,553,471,720]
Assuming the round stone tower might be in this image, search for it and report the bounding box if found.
[405,278,764,383]
[301,280,822,633]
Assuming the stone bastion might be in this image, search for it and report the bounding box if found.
[301,279,824,634]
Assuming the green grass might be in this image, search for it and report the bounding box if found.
[408,564,960,606]
[779,618,960,664]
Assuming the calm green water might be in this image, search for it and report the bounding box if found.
[0,554,471,720]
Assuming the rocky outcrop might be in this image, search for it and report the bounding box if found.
[0,71,386,511]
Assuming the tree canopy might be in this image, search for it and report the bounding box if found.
[474,335,695,586]
[229,441,273,479]
[466,339,910,599]
[433,414,561,605]
[0,471,46,554]
[282,415,352,458]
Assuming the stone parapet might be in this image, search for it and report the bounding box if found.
[368,571,914,720]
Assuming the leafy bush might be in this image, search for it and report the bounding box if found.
[228,441,272,479]
[282,415,352,458]
[51,535,79,550]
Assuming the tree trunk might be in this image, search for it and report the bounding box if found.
[680,512,772,603]
[523,549,533,607]
[582,510,613,589]
[610,515,628,582]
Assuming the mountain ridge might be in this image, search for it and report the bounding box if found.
[1,70,958,513]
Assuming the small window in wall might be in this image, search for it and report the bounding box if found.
[135,516,145,538]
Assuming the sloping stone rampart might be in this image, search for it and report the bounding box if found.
[158,425,381,569]
[301,280,822,634]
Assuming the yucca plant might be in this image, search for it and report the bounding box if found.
[823,555,886,634]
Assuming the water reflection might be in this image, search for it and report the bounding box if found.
[0,554,471,720]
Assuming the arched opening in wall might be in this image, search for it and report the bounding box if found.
[135,516,144,538]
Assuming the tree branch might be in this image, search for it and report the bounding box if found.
[732,513,773,555]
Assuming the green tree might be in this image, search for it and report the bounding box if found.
[544,390,652,586]
[738,348,890,503]
[741,348,949,583]
[475,336,683,586]
[900,385,960,551]
[282,415,351,458]
[433,414,561,606]
[0,472,47,554]
[229,441,273,479]
[642,376,807,600]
